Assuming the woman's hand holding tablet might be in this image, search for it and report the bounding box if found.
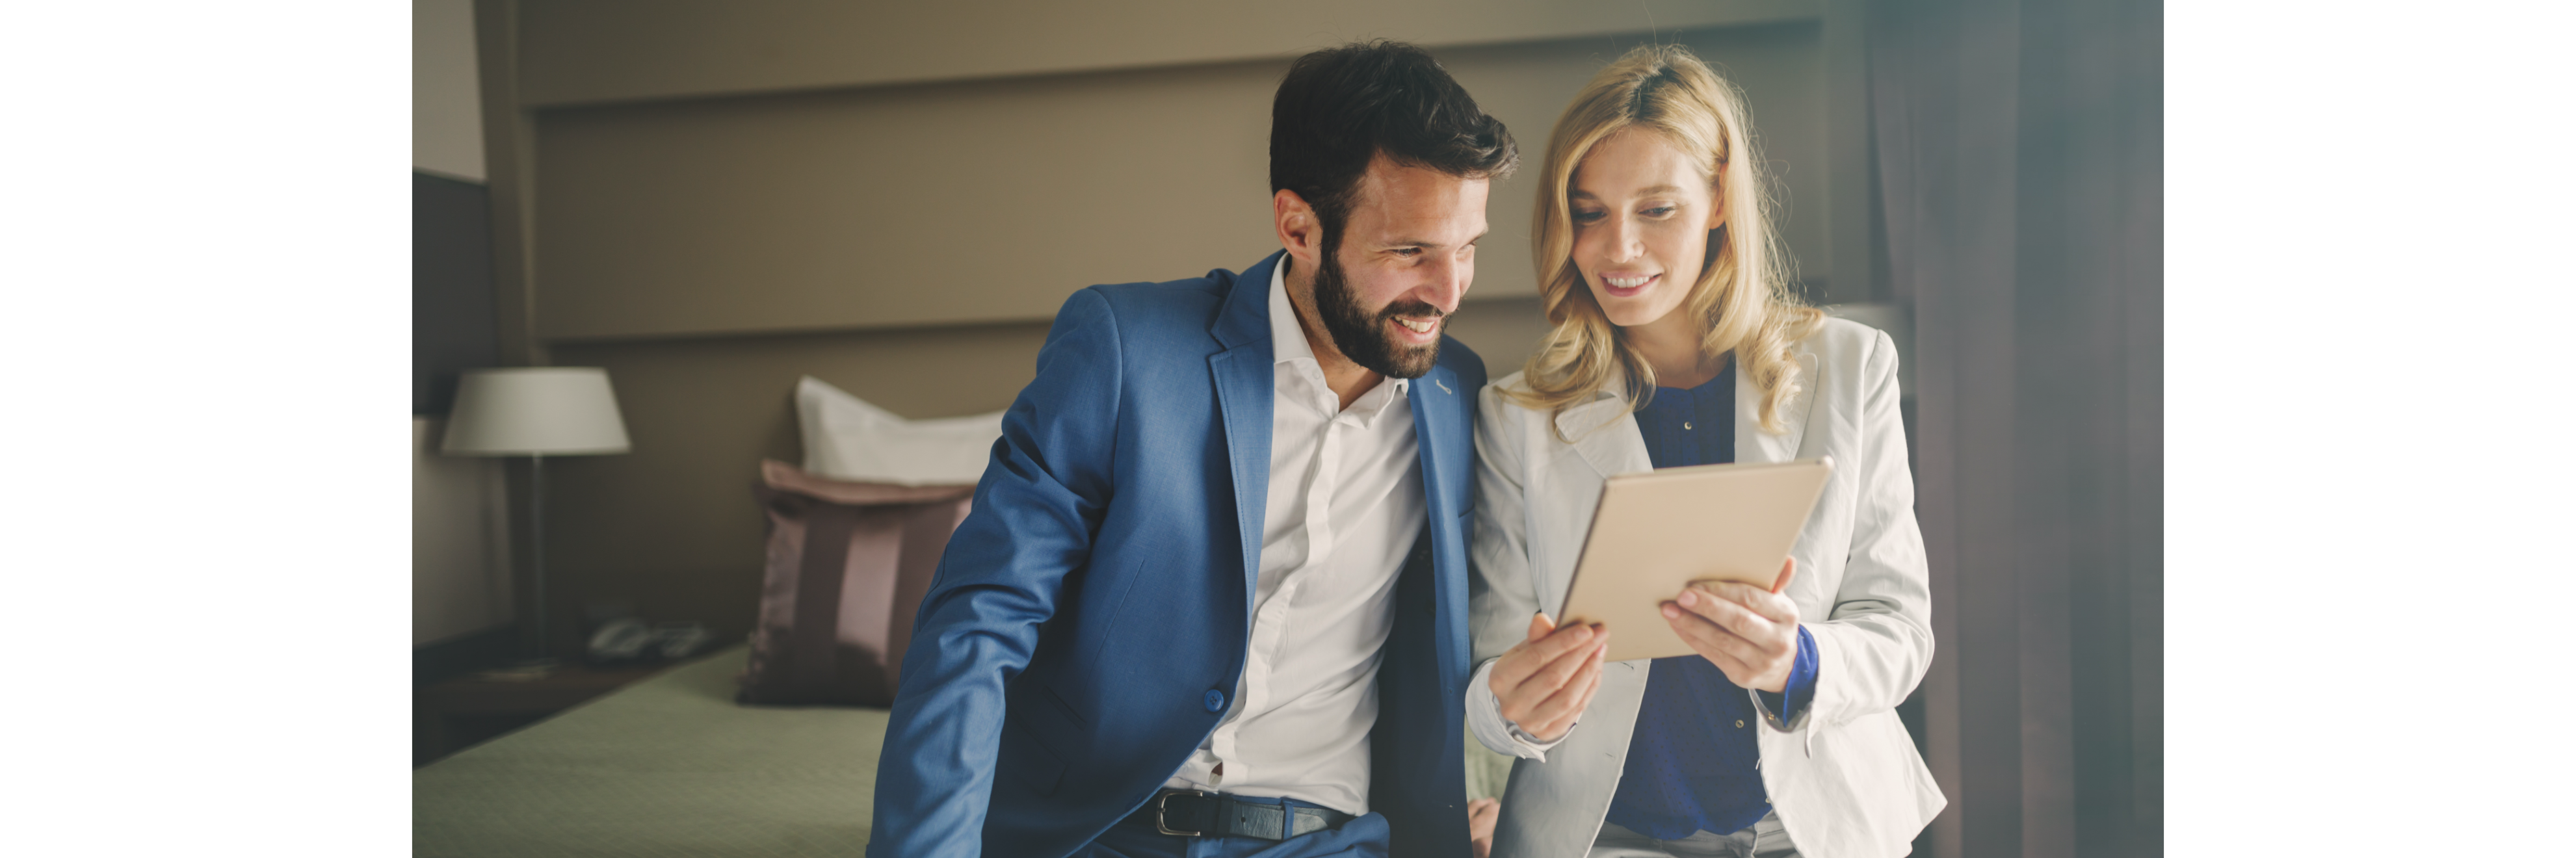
[1661,558,1802,692]
[1486,612,1610,743]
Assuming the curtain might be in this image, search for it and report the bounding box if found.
[1869,1,2162,856]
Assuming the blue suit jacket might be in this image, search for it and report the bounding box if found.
[867,252,1485,857]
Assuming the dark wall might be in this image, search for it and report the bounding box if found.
[415,171,500,415]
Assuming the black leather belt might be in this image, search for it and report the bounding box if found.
[1126,789,1356,840]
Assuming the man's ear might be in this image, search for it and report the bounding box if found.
[1275,188,1322,268]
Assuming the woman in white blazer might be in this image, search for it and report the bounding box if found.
[1465,46,1941,858]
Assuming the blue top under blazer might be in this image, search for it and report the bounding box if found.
[867,251,1488,858]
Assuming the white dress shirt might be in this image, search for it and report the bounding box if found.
[1160,257,1425,816]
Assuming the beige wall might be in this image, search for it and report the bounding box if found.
[415,0,486,181]
[481,1,1859,653]
[514,0,1817,107]
[532,23,1825,340]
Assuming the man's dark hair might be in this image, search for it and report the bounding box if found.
[1270,41,1518,244]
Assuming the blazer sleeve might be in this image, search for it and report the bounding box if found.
[1800,328,1937,729]
[867,288,1125,857]
[1464,383,1566,760]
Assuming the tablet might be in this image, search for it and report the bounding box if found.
[1555,457,1832,662]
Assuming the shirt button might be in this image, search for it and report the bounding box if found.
[1683,421,1694,430]
[1203,690,1227,712]
[1736,719,1746,728]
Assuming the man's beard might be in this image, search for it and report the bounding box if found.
[1312,241,1445,380]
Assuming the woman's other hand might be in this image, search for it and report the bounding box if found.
[1488,612,1609,742]
[1663,558,1800,692]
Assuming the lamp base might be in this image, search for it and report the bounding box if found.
[474,656,562,682]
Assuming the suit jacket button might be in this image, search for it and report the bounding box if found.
[1203,689,1227,712]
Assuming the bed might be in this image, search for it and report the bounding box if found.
[413,643,1516,855]
[413,645,886,857]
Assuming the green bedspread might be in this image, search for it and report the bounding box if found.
[415,644,1517,855]
[414,645,885,857]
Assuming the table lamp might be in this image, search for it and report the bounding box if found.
[442,367,631,671]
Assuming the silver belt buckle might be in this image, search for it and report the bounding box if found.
[1154,790,1210,837]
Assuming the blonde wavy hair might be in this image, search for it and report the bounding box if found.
[1505,44,1822,439]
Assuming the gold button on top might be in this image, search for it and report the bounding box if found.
[1735,720,1746,728]
[1683,421,1694,430]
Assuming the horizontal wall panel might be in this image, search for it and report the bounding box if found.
[532,60,1283,340]
[519,0,1818,107]
[533,23,1822,341]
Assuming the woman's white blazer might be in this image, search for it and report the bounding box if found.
[1467,317,1944,858]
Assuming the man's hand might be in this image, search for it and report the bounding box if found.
[1468,798,1498,858]
[1662,558,1801,692]
[1488,612,1608,743]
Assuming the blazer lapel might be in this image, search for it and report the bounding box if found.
[1556,390,1652,480]
[1407,360,1471,681]
[1735,349,1818,464]
[1209,252,1283,619]
[1407,362,1464,521]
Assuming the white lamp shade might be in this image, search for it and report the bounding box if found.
[442,367,633,456]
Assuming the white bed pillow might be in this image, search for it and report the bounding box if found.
[795,376,1003,486]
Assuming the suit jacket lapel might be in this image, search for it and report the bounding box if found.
[1407,361,1471,681]
[1735,349,1819,464]
[1408,362,1464,520]
[1557,387,1651,480]
[1209,252,1283,619]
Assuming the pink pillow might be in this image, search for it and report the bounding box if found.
[738,460,973,707]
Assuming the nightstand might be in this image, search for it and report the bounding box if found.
[415,664,666,766]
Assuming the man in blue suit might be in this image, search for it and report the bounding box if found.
[867,42,1517,858]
